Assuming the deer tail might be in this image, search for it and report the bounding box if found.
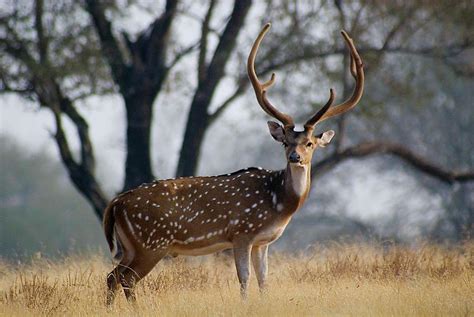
[103,202,122,261]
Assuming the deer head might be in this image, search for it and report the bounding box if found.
[247,23,364,168]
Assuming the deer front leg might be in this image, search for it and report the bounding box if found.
[233,243,252,299]
[251,244,268,292]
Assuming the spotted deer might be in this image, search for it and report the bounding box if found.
[103,23,364,304]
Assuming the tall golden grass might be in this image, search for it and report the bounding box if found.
[1,243,472,316]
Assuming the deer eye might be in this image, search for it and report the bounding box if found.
[306,142,313,148]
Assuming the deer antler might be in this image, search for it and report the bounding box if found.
[304,89,336,129]
[247,23,294,127]
[248,26,363,129]
[305,30,364,127]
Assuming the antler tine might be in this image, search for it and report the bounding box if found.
[304,88,335,129]
[248,23,294,127]
[315,30,365,124]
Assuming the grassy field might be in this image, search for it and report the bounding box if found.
[0,243,472,316]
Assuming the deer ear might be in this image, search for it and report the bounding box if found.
[315,130,335,147]
[267,121,285,142]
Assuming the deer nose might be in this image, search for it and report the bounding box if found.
[289,151,301,163]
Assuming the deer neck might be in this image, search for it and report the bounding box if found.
[276,163,311,215]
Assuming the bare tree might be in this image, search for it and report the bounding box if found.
[1,0,110,218]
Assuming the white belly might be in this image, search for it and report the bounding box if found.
[254,223,289,245]
[170,242,233,256]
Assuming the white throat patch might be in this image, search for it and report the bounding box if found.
[289,164,309,197]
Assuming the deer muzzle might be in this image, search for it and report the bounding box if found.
[288,151,301,164]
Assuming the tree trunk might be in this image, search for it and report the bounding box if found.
[175,93,210,177]
[123,95,154,190]
[69,167,108,219]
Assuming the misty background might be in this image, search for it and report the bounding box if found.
[1,0,473,259]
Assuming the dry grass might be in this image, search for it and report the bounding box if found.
[0,243,473,316]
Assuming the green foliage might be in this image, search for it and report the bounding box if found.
[0,136,106,259]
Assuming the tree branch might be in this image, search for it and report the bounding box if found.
[0,36,37,70]
[208,76,247,124]
[33,6,93,172]
[57,89,95,172]
[167,39,200,70]
[312,141,474,184]
[85,0,127,89]
[202,0,251,93]
[34,78,108,219]
[197,0,216,83]
[261,41,472,77]
[145,0,178,73]
[34,0,48,64]
[50,103,107,219]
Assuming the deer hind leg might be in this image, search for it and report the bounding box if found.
[106,269,119,306]
[106,248,135,306]
[233,243,252,299]
[106,220,167,305]
[106,251,166,305]
[251,244,269,293]
[118,250,167,302]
